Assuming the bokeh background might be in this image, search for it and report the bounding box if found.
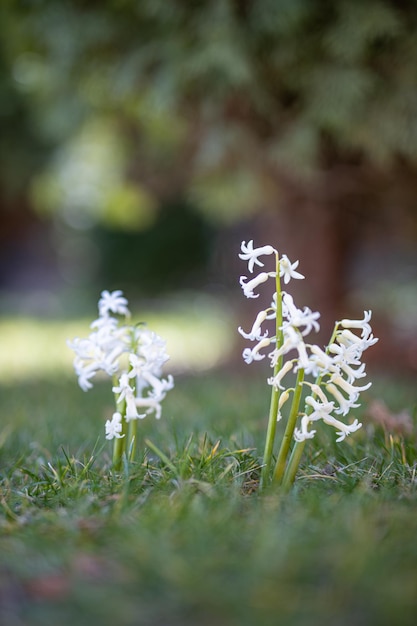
[1,0,417,383]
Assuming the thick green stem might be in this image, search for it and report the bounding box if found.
[112,409,128,470]
[272,336,328,490]
[272,368,305,485]
[281,440,306,492]
[261,253,283,488]
[279,322,341,488]
[112,374,127,471]
[112,363,140,470]
[261,387,280,487]
[127,419,137,462]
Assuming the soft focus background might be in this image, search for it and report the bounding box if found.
[1,0,417,382]
[2,5,417,626]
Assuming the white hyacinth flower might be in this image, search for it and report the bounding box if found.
[304,345,337,378]
[325,382,360,416]
[238,239,377,480]
[105,412,125,440]
[330,374,372,396]
[137,328,170,373]
[279,254,305,284]
[242,337,273,364]
[112,373,143,421]
[277,389,291,421]
[73,361,97,392]
[238,310,270,341]
[68,289,173,450]
[267,360,294,390]
[268,326,303,366]
[331,418,362,442]
[281,293,320,336]
[340,311,372,338]
[239,240,277,273]
[240,272,275,299]
[305,395,337,421]
[338,361,367,383]
[98,290,130,318]
[294,417,317,442]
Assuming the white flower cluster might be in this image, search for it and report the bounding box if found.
[68,290,174,440]
[239,241,378,443]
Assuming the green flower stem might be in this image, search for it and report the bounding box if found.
[281,439,306,492]
[261,388,280,488]
[112,374,127,471]
[280,322,341,489]
[272,367,305,485]
[261,253,283,488]
[112,404,127,470]
[127,419,137,462]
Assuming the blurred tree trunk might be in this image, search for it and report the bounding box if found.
[255,166,363,338]
[0,189,54,290]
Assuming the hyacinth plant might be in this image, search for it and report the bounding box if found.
[68,290,174,470]
[238,241,378,491]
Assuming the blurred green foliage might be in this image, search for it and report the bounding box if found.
[3,0,417,214]
[95,201,214,293]
[1,0,417,310]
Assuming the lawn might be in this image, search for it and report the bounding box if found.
[1,363,417,626]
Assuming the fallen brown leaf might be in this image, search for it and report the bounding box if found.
[366,399,414,437]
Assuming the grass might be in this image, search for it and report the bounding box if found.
[1,369,417,626]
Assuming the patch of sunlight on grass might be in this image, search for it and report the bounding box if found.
[0,294,236,383]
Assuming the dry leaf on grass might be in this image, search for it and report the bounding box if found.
[366,399,414,437]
